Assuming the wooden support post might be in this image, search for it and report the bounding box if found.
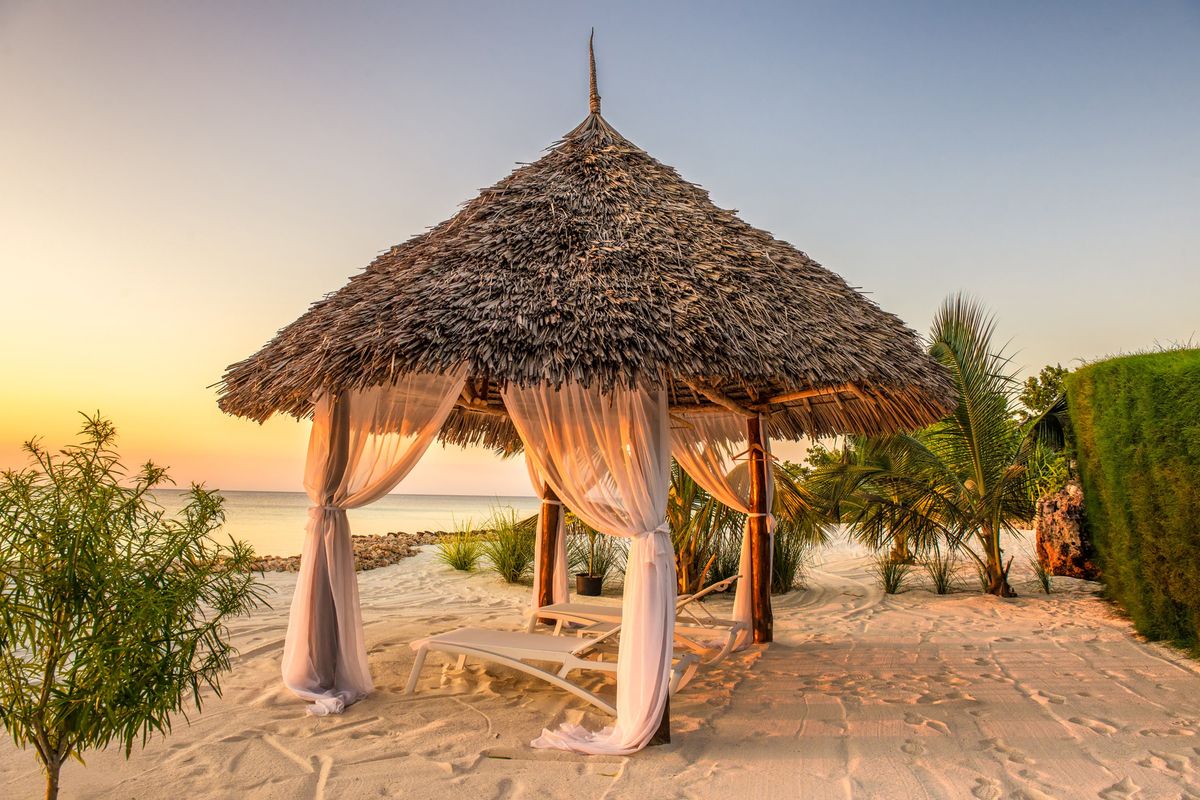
[536,484,562,613]
[746,415,774,643]
[648,697,671,746]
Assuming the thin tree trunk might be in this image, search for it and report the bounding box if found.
[982,524,1016,597]
[44,759,61,800]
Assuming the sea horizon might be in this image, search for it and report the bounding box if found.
[152,488,541,558]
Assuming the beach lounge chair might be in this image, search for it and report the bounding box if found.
[526,575,747,664]
[404,624,700,715]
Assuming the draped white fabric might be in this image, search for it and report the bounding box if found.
[283,368,467,715]
[670,411,775,647]
[526,455,570,607]
[503,383,675,755]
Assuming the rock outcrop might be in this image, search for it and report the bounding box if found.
[1034,481,1100,580]
[247,530,445,573]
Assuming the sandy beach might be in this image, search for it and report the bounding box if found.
[4,536,1199,800]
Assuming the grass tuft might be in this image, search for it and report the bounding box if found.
[874,555,912,595]
[482,509,535,584]
[435,522,484,572]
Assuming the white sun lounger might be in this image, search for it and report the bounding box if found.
[526,575,747,664]
[404,624,699,715]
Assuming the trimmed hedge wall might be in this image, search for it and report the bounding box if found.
[1066,349,1200,652]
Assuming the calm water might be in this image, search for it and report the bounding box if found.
[152,489,539,557]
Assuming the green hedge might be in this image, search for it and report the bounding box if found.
[1066,349,1200,652]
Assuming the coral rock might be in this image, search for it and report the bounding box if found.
[246,530,444,574]
[1035,481,1100,580]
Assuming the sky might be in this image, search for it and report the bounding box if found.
[1,1,1197,495]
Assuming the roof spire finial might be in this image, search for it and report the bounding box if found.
[588,28,601,115]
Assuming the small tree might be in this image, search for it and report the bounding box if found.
[0,415,264,800]
[1019,363,1073,501]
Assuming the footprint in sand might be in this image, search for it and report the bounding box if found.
[1069,716,1119,736]
[903,711,951,734]
[1137,750,1194,777]
[900,738,925,756]
[1139,725,1198,738]
[1098,776,1140,799]
[979,736,1032,765]
[970,776,1003,800]
[1034,689,1066,705]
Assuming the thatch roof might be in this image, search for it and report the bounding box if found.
[217,47,954,452]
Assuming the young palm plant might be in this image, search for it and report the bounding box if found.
[668,459,829,595]
[667,464,740,594]
[808,295,1066,597]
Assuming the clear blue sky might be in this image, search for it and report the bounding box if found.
[2,1,1197,493]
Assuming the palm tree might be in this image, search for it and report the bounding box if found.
[808,295,1066,596]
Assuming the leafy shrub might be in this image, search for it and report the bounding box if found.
[1067,349,1200,651]
[482,509,535,584]
[923,546,958,594]
[436,523,484,572]
[874,555,912,594]
[0,415,264,800]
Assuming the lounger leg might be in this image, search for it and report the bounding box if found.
[705,625,745,664]
[405,647,429,695]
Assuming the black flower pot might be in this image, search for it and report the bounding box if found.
[575,573,603,596]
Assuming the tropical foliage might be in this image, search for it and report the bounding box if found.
[0,416,264,800]
[668,459,828,595]
[565,513,626,583]
[806,295,1067,596]
[667,463,746,594]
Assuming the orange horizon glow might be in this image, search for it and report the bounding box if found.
[3,4,1196,494]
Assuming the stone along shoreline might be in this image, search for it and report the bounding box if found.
[248,531,446,573]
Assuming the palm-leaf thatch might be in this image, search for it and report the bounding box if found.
[217,46,954,452]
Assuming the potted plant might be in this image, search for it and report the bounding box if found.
[575,530,605,596]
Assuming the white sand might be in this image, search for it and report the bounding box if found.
[4,536,1200,799]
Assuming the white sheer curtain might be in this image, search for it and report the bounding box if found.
[526,455,569,607]
[283,368,466,715]
[670,411,775,648]
[503,382,675,755]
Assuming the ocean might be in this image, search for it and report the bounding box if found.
[152,489,540,557]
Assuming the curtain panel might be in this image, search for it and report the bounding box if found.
[503,382,675,755]
[670,411,775,648]
[282,369,466,715]
[527,455,570,607]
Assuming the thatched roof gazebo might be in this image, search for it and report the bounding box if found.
[218,37,954,754]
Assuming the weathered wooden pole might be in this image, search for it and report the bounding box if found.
[746,414,774,643]
[535,484,562,611]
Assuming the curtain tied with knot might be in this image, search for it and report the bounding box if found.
[282,368,466,715]
[503,382,675,755]
[670,411,775,649]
